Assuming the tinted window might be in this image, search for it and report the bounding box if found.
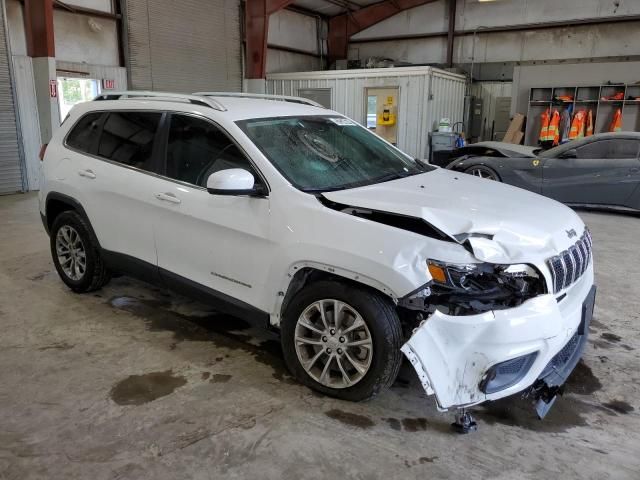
[97,112,161,171]
[576,141,609,159]
[610,139,640,159]
[166,114,254,187]
[577,139,639,159]
[66,112,104,153]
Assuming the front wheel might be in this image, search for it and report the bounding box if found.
[464,165,500,181]
[281,280,403,401]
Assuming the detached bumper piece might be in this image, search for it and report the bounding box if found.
[530,285,596,418]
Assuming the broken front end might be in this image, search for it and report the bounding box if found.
[399,232,596,418]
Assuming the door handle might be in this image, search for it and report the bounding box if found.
[155,192,182,204]
[78,169,96,179]
[629,167,640,174]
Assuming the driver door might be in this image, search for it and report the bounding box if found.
[152,113,273,315]
[542,138,640,205]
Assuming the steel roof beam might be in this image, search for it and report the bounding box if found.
[327,0,438,64]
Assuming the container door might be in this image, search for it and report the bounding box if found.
[365,87,399,145]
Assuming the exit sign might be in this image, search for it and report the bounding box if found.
[102,79,115,90]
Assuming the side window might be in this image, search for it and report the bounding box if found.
[576,141,610,159]
[609,139,640,159]
[66,112,104,154]
[165,114,255,187]
[97,111,161,171]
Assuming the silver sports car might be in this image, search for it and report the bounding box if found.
[446,132,640,212]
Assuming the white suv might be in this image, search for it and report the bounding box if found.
[39,91,595,418]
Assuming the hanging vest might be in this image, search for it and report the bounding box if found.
[585,110,594,137]
[549,110,561,146]
[569,111,586,140]
[539,109,551,143]
[609,109,622,132]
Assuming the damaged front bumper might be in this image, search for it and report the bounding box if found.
[401,264,595,410]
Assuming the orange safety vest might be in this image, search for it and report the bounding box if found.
[569,110,586,140]
[549,109,561,146]
[585,110,594,137]
[539,109,550,143]
[609,108,622,132]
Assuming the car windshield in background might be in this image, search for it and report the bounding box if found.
[236,116,431,192]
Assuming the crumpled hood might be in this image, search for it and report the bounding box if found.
[322,168,585,263]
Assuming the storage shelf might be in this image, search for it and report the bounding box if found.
[525,82,639,146]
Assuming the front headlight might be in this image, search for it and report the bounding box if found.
[426,260,546,315]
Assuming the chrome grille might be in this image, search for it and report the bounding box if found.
[547,229,592,294]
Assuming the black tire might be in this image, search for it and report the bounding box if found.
[50,211,111,293]
[464,164,501,181]
[281,280,403,402]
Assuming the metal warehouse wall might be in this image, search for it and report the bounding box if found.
[266,67,466,159]
[349,0,640,81]
[124,0,242,92]
[0,4,24,194]
[469,81,513,141]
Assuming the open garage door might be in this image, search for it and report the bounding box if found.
[0,7,24,194]
[125,0,242,93]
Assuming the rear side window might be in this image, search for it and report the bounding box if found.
[577,139,640,159]
[66,112,104,153]
[97,112,161,171]
[610,139,640,159]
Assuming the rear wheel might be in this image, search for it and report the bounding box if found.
[465,165,500,181]
[281,280,403,401]
[50,211,111,293]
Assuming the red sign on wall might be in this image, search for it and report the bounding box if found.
[49,80,57,98]
[102,79,115,90]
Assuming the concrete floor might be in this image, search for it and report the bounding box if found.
[1,192,639,479]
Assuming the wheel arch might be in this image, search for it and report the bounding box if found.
[45,193,101,248]
[271,262,398,328]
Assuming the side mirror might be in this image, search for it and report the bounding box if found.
[561,149,577,159]
[206,168,266,196]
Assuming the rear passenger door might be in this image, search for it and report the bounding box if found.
[67,110,167,271]
[152,113,273,315]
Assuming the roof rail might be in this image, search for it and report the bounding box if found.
[193,92,325,109]
[94,91,227,111]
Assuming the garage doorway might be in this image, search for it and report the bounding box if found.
[56,77,101,122]
[365,87,399,145]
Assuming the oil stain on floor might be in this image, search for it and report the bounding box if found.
[110,370,187,406]
[325,409,375,429]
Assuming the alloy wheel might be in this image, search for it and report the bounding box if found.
[294,299,373,389]
[55,225,87,281]
[468,167,498,180]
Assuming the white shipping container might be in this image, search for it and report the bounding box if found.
[265,66,466,159]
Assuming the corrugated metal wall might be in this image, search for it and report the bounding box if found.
[11,56,39,190]
[0,5,24,194]
[266,68,466,159]
[124,0,242,93]
[470,81,513,141]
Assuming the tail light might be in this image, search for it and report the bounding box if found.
[39,144,48,161]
